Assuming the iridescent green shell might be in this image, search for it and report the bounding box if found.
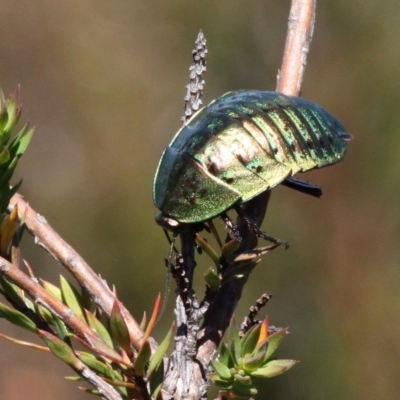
[153,90,349,224]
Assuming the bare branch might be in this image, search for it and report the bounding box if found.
[276,0,316,95]
[78,360,124,400]
[0,255,115,349]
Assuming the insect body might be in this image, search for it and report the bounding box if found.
[153,90,350,228]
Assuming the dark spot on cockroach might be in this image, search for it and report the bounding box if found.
[307,139,314,149]
[291,142,297,152]
[273,147,279,155]
[199,188,208,197]
[248,163,262,172]
[189,197,197,205]
[223,177,234,184]
[208,163,218,176]
[319,137,326,149]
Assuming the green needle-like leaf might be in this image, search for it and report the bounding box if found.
[203,267,221,292]
[243,350,267,372]
[85,310,113,349]
[232,378,258,397]
[210,375,232,389]
[212,360,232,380]
[229,341,240,368]
[74,334,128,366]
[139,312,147,331]
[221,239,240,257]
[0,275,26,309]
[60,276,85,321]
[196,234,220,269]
[0,147,10,164]
[229,319,241,351]
[78,352,123,381]
[79,388,102,397]
[110,299,132,357]
[149,358,164,398]
[8,124,34,157]
[3,89,21,137]
[53,315,70,342]
[263,328,288,361]
[38,330,80,368]
[147,322,174,378]
[134,339,151,377]
[241,323,262,357]
[251,359,298,378]
[42,280,62,302]
[219,342,231,366]
[0,301,36,332]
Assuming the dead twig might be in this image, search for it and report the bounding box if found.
[277,0,316,95]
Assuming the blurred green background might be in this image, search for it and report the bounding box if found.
[0,1,399,399]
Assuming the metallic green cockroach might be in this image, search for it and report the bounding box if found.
[153,90,350,229]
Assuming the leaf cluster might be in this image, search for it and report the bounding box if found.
[210,318,297,398]
[0,273,172,399]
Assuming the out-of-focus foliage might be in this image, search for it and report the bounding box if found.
[0,88,33,214]
[0,1,399,399]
